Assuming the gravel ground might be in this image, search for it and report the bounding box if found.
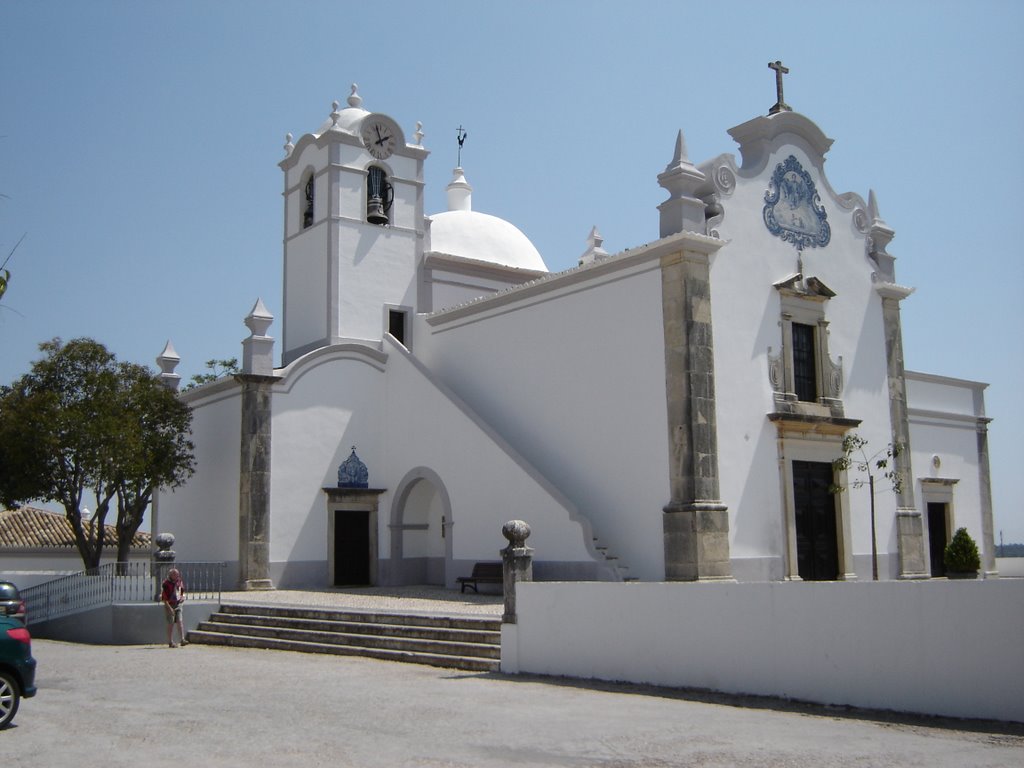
[4,634,1022,768]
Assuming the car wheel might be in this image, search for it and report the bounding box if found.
[0,670,20,728]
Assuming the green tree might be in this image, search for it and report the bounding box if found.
[183,358,239,391]
[832,434,903,581]
[111,362,196,564]
[0,338,195,568]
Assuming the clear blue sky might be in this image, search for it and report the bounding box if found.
[2,1,1022,541]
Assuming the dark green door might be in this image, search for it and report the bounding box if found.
[334,510,370,586]
[793,460,839,581]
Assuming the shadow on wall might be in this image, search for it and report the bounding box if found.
[29,602,218,645]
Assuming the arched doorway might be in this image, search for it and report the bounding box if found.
[389,468,453,586]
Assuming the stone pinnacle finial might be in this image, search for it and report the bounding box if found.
[657,127,707,237]
[579,226,610,266]
[768,60,792,115]
[446,167,473,212]
[348,83,362,109]
[242,298,275,376]
[244,297,274,338]
[866,188,896,271]
[156,340,182,391]
[673,129,689,165]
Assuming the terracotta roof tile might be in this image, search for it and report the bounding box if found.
[0,506,151,550]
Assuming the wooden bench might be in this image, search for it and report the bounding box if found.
[457,562,503,593]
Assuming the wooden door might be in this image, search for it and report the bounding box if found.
[334,510,370,586]
[793,460,839,581]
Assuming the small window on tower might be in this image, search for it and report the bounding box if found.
[303,173,314,229]
[388,309,407,345]
[366,166,394,226]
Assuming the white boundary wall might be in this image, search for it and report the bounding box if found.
[502,581,1024,723]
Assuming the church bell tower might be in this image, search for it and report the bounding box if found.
[278,85,429,365]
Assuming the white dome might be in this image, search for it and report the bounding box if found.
[427,167,547,272]
[315,84,370,136]
[428,210,548,272]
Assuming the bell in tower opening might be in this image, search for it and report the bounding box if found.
[366,166,393,226]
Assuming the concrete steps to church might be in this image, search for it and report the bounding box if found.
[187,604,502,672]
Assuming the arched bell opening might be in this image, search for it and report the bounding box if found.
[366,165,394,226]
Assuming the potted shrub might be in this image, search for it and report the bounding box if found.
[944,527,981,579]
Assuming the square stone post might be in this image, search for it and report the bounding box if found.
[500,520,533,624]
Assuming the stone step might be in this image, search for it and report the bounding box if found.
[218,603,502,632]
[187,604,502,672]
[189,630,499,672]
[194,619,501,659]
[205,612,500,645]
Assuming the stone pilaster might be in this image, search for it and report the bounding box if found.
[877,286,928,579]
[661,249,731,581]
[977,419,998,577]
[238,374,278,590]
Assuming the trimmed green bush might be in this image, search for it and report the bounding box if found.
[944,527,981,575]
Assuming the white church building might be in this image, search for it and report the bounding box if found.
[155,81,997,590]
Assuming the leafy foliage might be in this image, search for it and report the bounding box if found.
[0,338,195,568]
[944,527,981,574]
[182,358,239,391]
[831,434,903,494]
[0,232,25,304]
[831,433,904,581]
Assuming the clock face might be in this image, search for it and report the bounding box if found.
[361,118,397,160]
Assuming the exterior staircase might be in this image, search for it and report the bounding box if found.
[593,537,638,582]
[187,603,502,672]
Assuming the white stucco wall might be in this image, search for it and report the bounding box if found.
[418,255,671,580]
[504,580,1024,723]
[906,371,990,568]
[332,226,420,344]
[383,336,599,574]
[283,224,329,355]
[158,382,242,563]
[269,346,387,566]
[0,550,149,589]
[709,135,903,580]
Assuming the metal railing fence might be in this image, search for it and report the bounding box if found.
[21,561,226,625]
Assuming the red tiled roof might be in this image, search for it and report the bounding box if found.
[0,506,151,550]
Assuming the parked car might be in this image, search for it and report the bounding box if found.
[0,582,26,623]
[0,615,36,728]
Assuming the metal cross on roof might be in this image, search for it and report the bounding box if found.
[457,126,467,166]
[768,60,792,115]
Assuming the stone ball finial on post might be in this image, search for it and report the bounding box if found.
[500,520,534,624]
[154,533,176,563]
[153,532,177,600]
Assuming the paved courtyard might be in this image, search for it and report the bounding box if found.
[6,633,1022,767]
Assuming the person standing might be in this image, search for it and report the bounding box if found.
[160,568,188,648]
